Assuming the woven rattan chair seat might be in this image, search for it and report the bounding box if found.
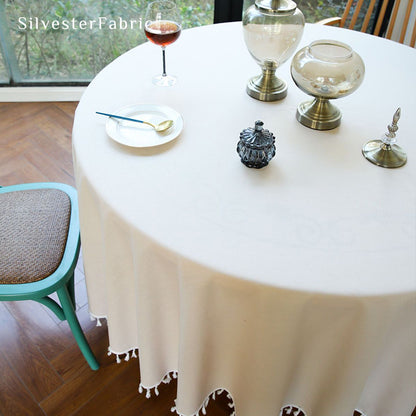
[0,188,71,284]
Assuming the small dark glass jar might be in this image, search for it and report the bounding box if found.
[237,120,276,168]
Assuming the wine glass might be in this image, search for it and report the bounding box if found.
[144,1,182,87]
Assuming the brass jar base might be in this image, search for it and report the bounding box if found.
[246,65,287,102]
[296,97,341,130]
[362,140,407,168]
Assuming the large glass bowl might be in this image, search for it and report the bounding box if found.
[290,39,365,130]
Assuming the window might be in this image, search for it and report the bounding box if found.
[296,0,346,23]
[0,0,389,86]
[241,0,346,23]
[0,0,214,85]
[0,51,8,82]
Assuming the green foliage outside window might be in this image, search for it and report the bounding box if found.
[0,52,8,81]
[243,0,345,23]
[295,0,344,23]
[3,0,213,82]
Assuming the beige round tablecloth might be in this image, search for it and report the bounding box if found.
[73,22,416,416]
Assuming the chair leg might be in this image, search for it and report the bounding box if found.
[67,273,76,307]
[57,285,99,370]
[36,296,65,321]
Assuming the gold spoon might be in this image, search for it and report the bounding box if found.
[96,111,174,133]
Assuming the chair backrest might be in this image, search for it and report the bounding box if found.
[338,0,416,47]
[385,0,416,45]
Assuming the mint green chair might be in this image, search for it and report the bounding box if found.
[0,182,99,370]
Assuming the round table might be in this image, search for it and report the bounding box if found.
[73,22,416,416]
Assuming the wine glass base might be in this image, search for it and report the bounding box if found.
[296,98,341,130]
[362,140,407,168]
[153,74,177,87]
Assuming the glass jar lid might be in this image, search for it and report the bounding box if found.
[239,121,275,150]
[255,0,297,13]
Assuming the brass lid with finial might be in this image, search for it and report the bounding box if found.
[362,108,407,168]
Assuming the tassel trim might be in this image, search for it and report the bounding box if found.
[280,405,307,416]
[137,376,313,416]
[139,371,178,400]
[170,388,233,416]
[107,346,139,363]
[90,314,139,363]
[102,353,315,416]
[90,314,313,416]
[89,313,107,327]
[137,374,233,416]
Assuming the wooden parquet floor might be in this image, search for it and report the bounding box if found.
[0,102,414,416]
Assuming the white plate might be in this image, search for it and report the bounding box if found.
[105,104,183,148]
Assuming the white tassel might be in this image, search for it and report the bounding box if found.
[107,347,112,356]
[146,389,151,399]
[227,394,232,399]
[294,410,301,416]
[171,407,176,413]
[139,385,143,394]
[217,389,224,395]
[173,372,177,379]
[228,402,234,408]
[163,374,172,383]
[116,354,121,364]
[132,349,137,358]
[286,407,292,415]
[125,352,130,361]
[202,406,206,415]
[96,318,102,327]
[155,386,159,396]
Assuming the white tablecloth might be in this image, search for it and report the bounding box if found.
[73,22,416,416]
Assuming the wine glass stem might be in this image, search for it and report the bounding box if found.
[162,46,167,77]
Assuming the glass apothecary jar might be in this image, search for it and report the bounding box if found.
[243,0,305,101]
[291,39,365,130]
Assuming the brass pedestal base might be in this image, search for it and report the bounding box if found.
[296,97,341,130]
[246,64,287,102]
[362,140,407,168]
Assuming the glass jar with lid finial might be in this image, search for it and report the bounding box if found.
[243,0,305,101]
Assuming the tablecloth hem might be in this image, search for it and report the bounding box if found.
[107,346,139,363]
[90,315,369,416]
[278,405,365,416]
[279,405,306,416]
[89,313,140,363]
[89,312,107,327]
[172,388,235,416]
[138,370,179,399]
[137,371,235,416]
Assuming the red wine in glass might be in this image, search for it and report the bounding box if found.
[144,1,182,87]
[145,20,181,47]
